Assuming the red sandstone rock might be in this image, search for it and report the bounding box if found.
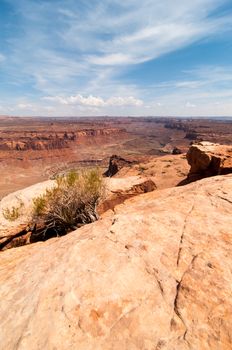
[104,155,136,177]
[187,141,232,179]
[0,175,231,349]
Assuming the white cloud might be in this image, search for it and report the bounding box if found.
[43,94,143,107]
[175,81,203,89]
[17,103,33,110]
[186,102,196,108]
[107,96,143,107]
[88,53,133,66]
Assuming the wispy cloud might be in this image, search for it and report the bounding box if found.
[1,0,232,115]
[17,103,33,110]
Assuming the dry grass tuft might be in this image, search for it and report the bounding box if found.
[32,168,103,233]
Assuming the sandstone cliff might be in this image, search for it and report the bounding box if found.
[187,141,232,179]
[0,128,125,151]
[0,174,231,349]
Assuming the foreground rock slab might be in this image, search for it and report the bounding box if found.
[0,180,56,248]
[0,175,231,349]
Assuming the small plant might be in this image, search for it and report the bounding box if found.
[138,165,147,173]
[2,199,24,221]
[32,168,104,235]
[33,195,47,216]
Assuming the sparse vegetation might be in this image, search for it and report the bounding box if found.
[2,199,24,221]
[138,165,147,173]
[32,168,104,235]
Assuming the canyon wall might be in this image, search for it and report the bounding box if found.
[0,128,125,151]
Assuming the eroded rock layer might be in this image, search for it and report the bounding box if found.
[0,128,125,151]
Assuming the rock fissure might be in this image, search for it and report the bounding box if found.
[0,227,30,251]
[173,255,199,344]
[216,195,232,205]
[108,304,140,334]
[176,202,196,267]
[145,266,165,297]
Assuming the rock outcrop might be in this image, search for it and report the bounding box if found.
[0,180,56,250]
[187,141,232,180]
[99,176,156,214]
[0,176,156,250]
[0,175,231,349]
[115,154,190,189]
[172,146,182,155]
[104,155,135,177]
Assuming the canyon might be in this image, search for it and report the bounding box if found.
[0,117,232,349]
[1,116,232,198]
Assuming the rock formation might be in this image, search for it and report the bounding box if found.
[0,175,231,349]
[172,146,182,155]
[115,154,190,190]
[187,141,232,180]
[0,176,156,250]
[0,180,56,250]
[99,176,156,214]
[104,155,135,177]
[0,128,125,151]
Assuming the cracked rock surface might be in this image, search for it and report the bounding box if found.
[0,175,231,349]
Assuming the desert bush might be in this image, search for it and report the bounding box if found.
[32,168,103,234]
[2,199,24,221]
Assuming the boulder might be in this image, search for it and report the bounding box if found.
[187,141,232,180]
[99,176,156,214]
[0,175,231,349]
[104,155,135,177]
[172,147,182,155]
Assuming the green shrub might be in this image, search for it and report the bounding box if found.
[33,195,47,216]
[32,168,103,233]
[2,200,24,221]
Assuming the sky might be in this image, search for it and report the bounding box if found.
[0,0,232,117]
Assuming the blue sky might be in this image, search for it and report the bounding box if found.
[0,0,232,116]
